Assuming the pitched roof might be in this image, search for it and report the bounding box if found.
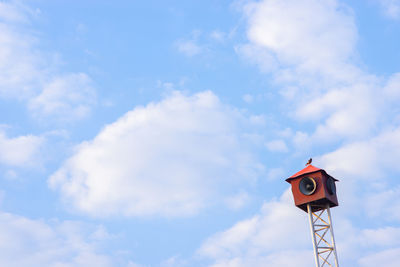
[285,164,338,182]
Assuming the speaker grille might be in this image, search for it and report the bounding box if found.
[299,176,316,195]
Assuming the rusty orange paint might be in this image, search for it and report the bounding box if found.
[286,164,339,212]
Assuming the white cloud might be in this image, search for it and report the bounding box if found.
[0,131,44,167]
[176,40,202,56]
[241,0,359,83]
[28,73,96,121]
[365,186,400,222]
[198,190,313,266]
[0,20,42,99]
[224,192,250,210]
[238,0,379,142]
[239,0,400,145]
[214,1,400,266]
[235,43,278,73]
[4,169,18,179]
[383,72,400,100]
[210,30,226,42]
[0,1,32,23]
[359,248,400,267]
[49,91,263,217]
[266,167,285,181]
[0,2,96,121]
[316,127,400,222]
[265,139,288,152]
[242,94,253,104]
[360,227,400,247]
[292,131,311,150]
[249,115,266,126]
[302,84,380,142]
[205,250,312,267]
[198,188,400,266]
[0,211,118,267]
[376,0,400,19]
[319,127,400,179]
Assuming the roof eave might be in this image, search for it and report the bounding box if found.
[286,169,339,183]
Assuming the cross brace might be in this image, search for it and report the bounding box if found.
[307,204,339,267]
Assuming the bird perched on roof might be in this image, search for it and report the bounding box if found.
[306,158,312,166]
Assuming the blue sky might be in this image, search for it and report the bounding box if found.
[1,0,400,266]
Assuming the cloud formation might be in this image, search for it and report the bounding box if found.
[50,91,263,217]
[199,188,400,266]
[28,73,96,120]
[237,0,400,145]
[0,130,44,167]
[0,211,116,267]
[198,190,313,267]
[320,127,400,180]
[176,39,202,56]
[0,2,96,121]
[376,0,400,19]
[197,0,400,265]
[239,0,359,83]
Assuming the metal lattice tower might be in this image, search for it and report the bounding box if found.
[307,204,339,267]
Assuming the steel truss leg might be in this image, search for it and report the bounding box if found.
[307,204,339,267]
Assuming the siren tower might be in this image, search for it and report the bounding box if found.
[286,162,339,267]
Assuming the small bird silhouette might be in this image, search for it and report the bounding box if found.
[306,158,312,166]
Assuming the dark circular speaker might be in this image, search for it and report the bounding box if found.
[299,177,317,195]
[326,177,336,195]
